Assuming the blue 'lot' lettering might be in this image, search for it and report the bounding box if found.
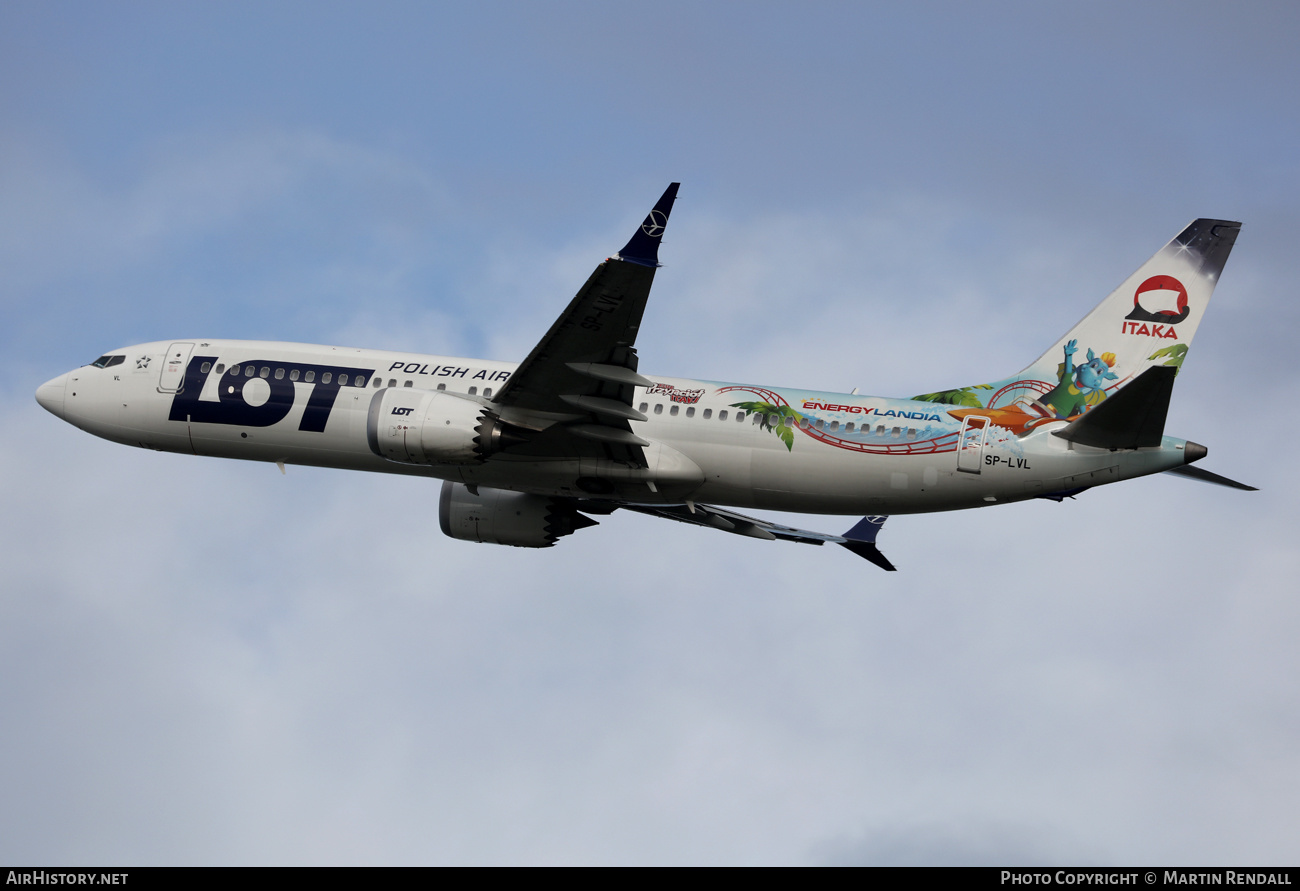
[168,356,376,432]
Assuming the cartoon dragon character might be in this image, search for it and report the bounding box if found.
[1031,339,1118,419]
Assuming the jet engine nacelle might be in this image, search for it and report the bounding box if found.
[366,387,529,465]
[438,481,597,548]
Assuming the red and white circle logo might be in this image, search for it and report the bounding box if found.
[1126,274,1189,324]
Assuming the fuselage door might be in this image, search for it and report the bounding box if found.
[956,415,989,474]
[158,342,194,393]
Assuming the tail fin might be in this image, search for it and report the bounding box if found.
[914,219,1240,420]
[1020,218,1239,383]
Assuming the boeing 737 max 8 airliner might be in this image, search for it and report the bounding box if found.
[35,184,1254,570]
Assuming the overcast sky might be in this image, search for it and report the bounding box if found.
[2,1,1298,865]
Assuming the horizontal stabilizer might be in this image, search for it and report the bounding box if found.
[1053,365,1176,449]
[839,516,896,571]
[1165,464,1258,491]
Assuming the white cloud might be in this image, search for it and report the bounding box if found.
[2,116,1297,865]
[5,260,1298,864]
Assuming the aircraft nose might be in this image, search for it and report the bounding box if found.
[35,372,68,419]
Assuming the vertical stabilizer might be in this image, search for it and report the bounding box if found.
[914,219,1240,427]
[1020,218,1239,384]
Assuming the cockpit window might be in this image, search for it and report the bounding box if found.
[89,355,125,369]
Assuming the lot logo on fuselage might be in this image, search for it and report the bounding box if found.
[168,356,376,431]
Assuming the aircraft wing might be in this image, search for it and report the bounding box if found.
[616,502,897,570]
[491,183,680,467]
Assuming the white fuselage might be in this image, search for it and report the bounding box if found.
[36,339,1192,515]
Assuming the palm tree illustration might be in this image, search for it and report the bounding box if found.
[1148,344,1188,371]
[730,401,802,451]
[910,384,993,407]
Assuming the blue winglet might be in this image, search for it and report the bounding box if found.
[616,182,680,267]
[839,515,896,571]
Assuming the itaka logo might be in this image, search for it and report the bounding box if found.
[1125,274,1189,325]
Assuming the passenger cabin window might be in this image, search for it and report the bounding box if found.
[719,410,728,421]
[388,379,397,387]
[846,422,855,432]
[799,417,809,428]
[653,404,663,415]
[735,411,744,422]
[402,380,412,388]
[468,386,477,396]
[816,419,825,429]
[436,383,445,391]
[215,364,225,374]
[686,407,695,418]
[200,362,211,373]
[339,374,348,386]
[639,403,649,413]
[703,409,712,419]
[321,372,332,384]
[304,371,315,383]
[876,424,885,435]
[829,420,839,431]
[907,428,917,440]
[245,366,255,378]
[670,405,679,416]
[373,377,381,387]
[484,388,492,398]
[357,376,367,387]
[260,367,269,378]
[892,427,901,437]
[290,369,300,381]
[230,365,240,376]
[275,368,285,380]
[784,416,794,427]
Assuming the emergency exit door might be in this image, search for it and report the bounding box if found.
[956,415,989,474]
[158,342,194,393]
